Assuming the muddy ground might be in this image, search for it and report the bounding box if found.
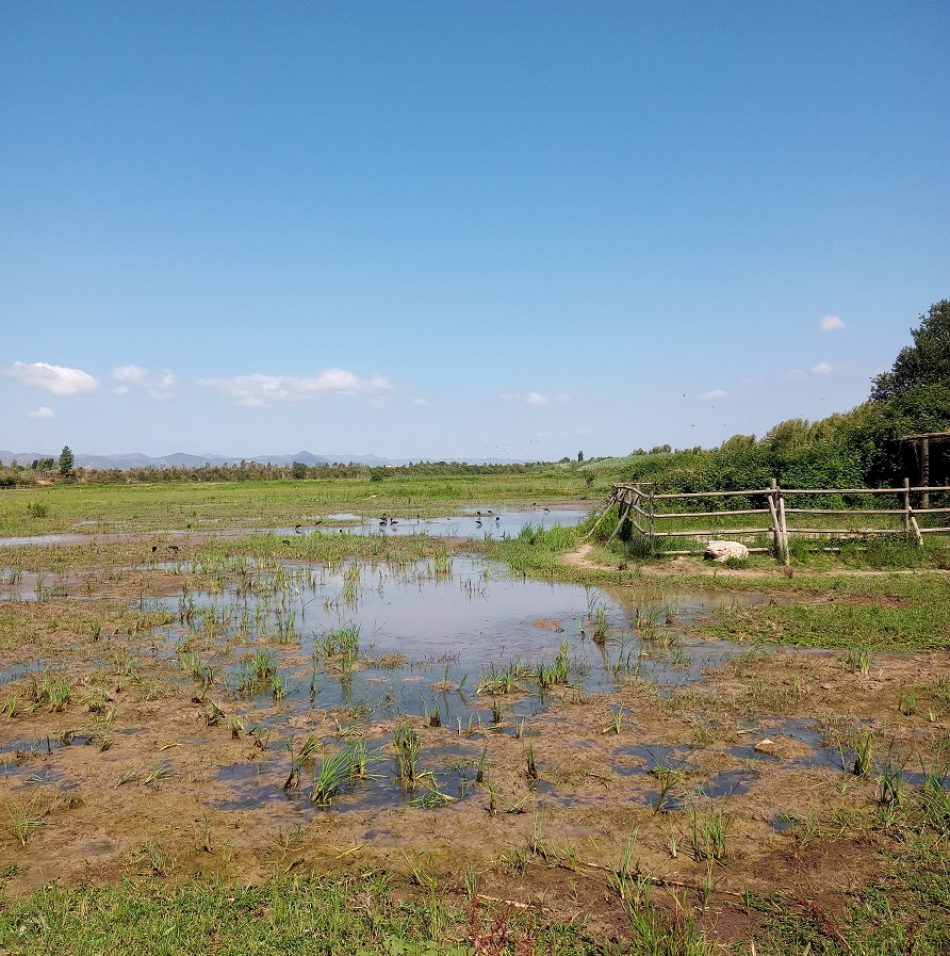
[0,540,947,950]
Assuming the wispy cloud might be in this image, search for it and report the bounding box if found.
[786,362,834,381]
[112,365,177,398]
[819,314,845,332]
[28,406,54,420]
[500,391,570,406]
[198,369,391,407]
[5,361,98,396]
[699,389,727,400]
[412,397,431,407]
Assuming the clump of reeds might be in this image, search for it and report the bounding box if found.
[421,696,442,728]
[394,721,422,786]
[284,734,318,790]
[846,644,874,675]
[852,731,874,778]
[689,804,729,861]
[311,751,354,805]
[524,744,538,781]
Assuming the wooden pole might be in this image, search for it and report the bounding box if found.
[903,477,911,536]
[648,489,656,548]
[767,479,781,561]
[777,485,790,565]
[605,503,630,544]
[584,495,617,541]
[921,438,930,508]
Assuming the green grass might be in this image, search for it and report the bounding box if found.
[746,776,950,955]
[0,472,597,537]
[0,875,612,956]
[710,586,950,651]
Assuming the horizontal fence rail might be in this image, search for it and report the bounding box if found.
[595,479,950,563]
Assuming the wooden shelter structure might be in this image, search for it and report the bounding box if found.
[902,432,950,507]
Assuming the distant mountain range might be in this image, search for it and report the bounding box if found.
[0,450,525,469]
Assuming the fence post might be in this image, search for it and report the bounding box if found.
[767,478,790,565]
[921,438,930,509]
[605,496,629,545]
[777,483,790,564]
[767,479,781,562]
[585,491,617,541]
[648,488,656,548]
[906,475,924,547]
[903,477,911,536]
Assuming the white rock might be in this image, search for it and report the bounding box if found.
[704,540,750,563]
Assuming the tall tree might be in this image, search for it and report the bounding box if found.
[58,445,74,477]
[871,300,950,401]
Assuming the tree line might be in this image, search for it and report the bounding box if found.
[613,300,950,494]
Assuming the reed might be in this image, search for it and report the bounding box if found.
[311,751,354,805]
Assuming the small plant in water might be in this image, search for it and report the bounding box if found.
[284,734,319,791]
[475,745,487,784]
[652,764,681,814]
[878,761,905,808]
[852,731,874,778]
[394,721,423,787]
[603,707,624,735]
[846,644,874,675]
[524,743,538,781]
[311,750,354,805]
[421,696,442,728]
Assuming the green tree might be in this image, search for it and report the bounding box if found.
[290,461,308,480]
[58,445,74,477]
[871,300,950,400]
[577,450,584,462]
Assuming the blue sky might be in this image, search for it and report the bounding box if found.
[2,1,948,460]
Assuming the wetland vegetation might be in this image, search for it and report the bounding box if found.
[0,473,948,954]
[0,304,948,952]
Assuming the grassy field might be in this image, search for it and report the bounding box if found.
[1,475,949,954]
[0,473,600,537]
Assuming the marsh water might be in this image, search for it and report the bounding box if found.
[155,555,760,721]
[0,504,591,550]
[0,506,876,818]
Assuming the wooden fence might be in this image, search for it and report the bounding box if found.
[590,479,950,564]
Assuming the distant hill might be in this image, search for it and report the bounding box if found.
[0,450,525,469]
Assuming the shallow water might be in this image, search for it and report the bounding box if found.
[155,555,755,729]
[0,505,591,549]
[292,506,591,539]
[125,552,764,812]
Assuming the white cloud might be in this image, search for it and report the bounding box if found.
[412,397,431,407]
[501,391,570,406]
[198,368,391,407]
[111,365,177,398]
[6,361,98,396]
[820,314,845,333]
[700,389,728,400]
[28,406,54,420]
[811,362,833,375]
